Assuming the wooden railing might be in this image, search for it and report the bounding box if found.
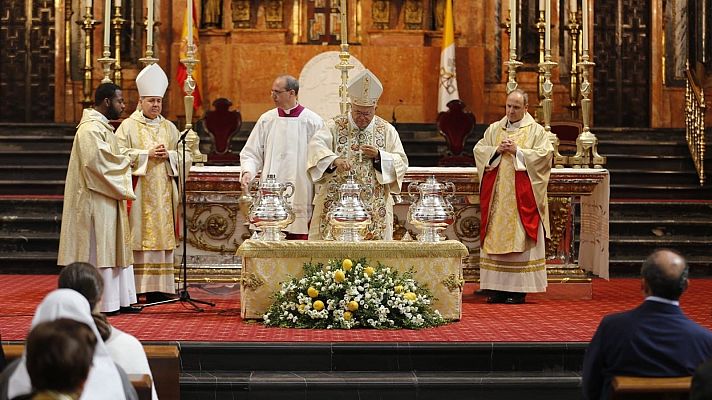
[685,68,706,186]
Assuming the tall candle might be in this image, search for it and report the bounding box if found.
[104,0,111,47]
[340,0,347,45]
[86,0,92,9]
[187,0,193,47]
[147,0,154,48]
[582,0,588,51]
[570,0,577,13]
[545,0,550,52]
[116,0,121,7]
[539,0,545,11]
[509,0,516,55]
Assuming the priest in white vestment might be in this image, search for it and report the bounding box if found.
[239,75,325,239]
[474,89,553,304]
[58,83,138,314]
[116,64,191,299]
[307,69,408,240]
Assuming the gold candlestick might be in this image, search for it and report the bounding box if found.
[138,18,159,66]
[570,51,606,168]
[79,6,98,108]
[181,44,207,164]
[539,52,566,168]
[535,10,546,115]
[97,47,116,84]
[336,0,354,116]
[112,4,125,86]
[504,15,521,94]
[566,10,581,116]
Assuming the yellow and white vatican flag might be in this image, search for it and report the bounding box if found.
[438,0,459,113]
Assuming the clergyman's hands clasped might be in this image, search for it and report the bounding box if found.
[359,145,380,160]
[149,144,168,159]
[497,139,517,155]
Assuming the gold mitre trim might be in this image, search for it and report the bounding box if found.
[348,69,383,107]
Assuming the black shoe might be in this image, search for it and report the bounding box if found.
[486,291,507,304]
[103,310,120,316]
[119,305,143,313]
[504,293,526,304]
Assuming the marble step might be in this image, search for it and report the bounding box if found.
[0,165,68,181]
[0,212,62,234]
[180,370,582,400]
[0,180,65,195]
[0,149,70,165]
[0,251,58,274]
[0,232,59,253]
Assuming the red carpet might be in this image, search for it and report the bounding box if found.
[1,275,711,343]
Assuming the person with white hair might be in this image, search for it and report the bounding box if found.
[0,289,137,400]
[116,63,191,303]
[307,69,408,240]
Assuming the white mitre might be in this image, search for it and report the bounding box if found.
[136,63,169,97]
[347,69,383,107]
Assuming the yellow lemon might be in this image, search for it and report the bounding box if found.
[347,300,359,311]
[334,269,346,283]
[313,300,325,311]
[404,292,417,301]
[342,259,353,271]
[394,285,404,293]
[343,311,353,321]
[307,287,319,298]
[364,266,375,276]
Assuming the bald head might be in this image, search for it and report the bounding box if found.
[641,249,689,300]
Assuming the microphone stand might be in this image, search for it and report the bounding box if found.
[141,129,215,311]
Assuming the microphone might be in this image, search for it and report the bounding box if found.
[178,129,190,143]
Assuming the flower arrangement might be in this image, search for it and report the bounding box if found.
[263,258,447,329]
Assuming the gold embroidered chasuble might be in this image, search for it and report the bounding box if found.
[116,110,191,293]
[58,108,135,269]
[307,115,408,240]
[473,112,553,292]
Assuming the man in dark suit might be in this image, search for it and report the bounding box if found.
[691,358,712,400]
[582,249,712,400]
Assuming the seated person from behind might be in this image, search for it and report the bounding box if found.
[582,249,712,400]
[0,289,138,400]
[58,262,158,400]
[19,318,97,400]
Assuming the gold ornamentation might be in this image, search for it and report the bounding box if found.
[404,0,423,29]
[264,0,283,28]
[441,274,464,292]
[570,51,606,168]
[372,0,389,29]
[545,196,571,260]
[232,0,251,28]
[241,272,265,289]
[188,203,241,252]
[453,206,480,243]
[685,67,706,185]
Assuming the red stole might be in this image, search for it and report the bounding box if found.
[479,166,540,245]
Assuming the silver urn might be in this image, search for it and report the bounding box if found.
[407,175,455,242]
[328,172,371,242]
[247,174,295,241]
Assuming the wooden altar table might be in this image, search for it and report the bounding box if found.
[236,240,469,320]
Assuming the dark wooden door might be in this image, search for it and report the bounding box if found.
[0,0,55,122]
[593,0,650,127]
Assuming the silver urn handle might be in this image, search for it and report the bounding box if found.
[407,181,420,204]
[282,182,295,200]
[445,181,456,202]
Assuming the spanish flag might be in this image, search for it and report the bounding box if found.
[438,0,459,113]
[176,2,202,112]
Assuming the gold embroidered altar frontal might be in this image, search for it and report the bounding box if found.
[237,240,469,320]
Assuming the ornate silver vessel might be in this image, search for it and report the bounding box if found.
[407,175,455,242]
[328,172,371,242]
[247,174,295,241]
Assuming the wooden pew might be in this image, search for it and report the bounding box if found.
[3,343,180,400]
[611,376,693,400]
[128,374,153,400]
